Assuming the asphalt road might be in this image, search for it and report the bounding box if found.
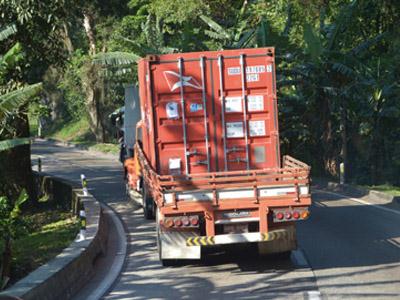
[31,140,400,299]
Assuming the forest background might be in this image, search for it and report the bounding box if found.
[1,0,400,203]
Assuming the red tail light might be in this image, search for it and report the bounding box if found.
[293,211,300,219]
[174,218,182,227]
[182,217,190,226]
[276,212,284,220]
[190,217,199,226]
[285,212,292,220]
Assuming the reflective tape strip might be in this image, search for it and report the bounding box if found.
[186,236,215,247]
[261,230,288,241]
[187,229,289,246]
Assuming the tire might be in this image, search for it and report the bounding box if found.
[142,183,155,220]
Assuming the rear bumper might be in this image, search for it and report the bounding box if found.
[186,228,290,247]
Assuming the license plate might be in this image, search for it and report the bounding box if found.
[223,223,248,234]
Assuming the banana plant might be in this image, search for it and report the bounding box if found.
[0,190,28,290]
[0,24,42,151]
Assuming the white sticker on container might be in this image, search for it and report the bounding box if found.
[227,67,241,75]
[225,97,242,112]
[249,120,266,136]
[248,95,264,111]
[169,158,181,170]
[266,64,273,72]
[226,122,244,138]
[190,103,203,112]
[166,102,179,119]
[246,74,259,82]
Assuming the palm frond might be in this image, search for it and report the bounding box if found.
[327,0,357,50]
[233,29,255,49]
[303,24,323,63]
[0,138,31,151]
[351,32,387,56]
[200,15,231,40]
[0,24,17,42]
[92,52,140,66]
[0,83,42,121]
[332,62,356,77]
[204,29,228,41]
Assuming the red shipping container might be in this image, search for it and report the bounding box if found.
[137,47,280,176]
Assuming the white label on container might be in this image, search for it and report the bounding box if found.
[225,97,242,112]
[266,64,273,72]
[248,95,264,111]
[169,158,181,170]
[190,103,203,112]
[166,102,179,119]
[249,120,266,136]
[246,74,259,82]
[228,67,241,75]
[246,65,265,74]
[226,122,244,138]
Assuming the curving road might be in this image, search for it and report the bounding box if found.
[32,140,400,299]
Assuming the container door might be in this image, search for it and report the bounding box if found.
[151,59,213,175]
[213,51,279,171]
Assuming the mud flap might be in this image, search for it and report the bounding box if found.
[258,225,297,255]
[159,231,201,260]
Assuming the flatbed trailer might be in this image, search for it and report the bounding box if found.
[124,47,311,264]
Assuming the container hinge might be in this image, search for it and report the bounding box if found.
[228,157,248,163]
[191,160,209,166]
[227,146,245,153]
[186,149,203,156]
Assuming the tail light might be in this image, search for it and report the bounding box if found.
[165,219,174,228]
[162,215,200,228]
[182,216,190,226]
[273,208,310,222]
[174,219,182,227]
[190,216,199,226]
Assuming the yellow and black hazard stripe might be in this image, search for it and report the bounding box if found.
[261,230,288,241]
[186,236,215,247]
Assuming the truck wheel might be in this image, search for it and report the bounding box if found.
[142,184,155,220]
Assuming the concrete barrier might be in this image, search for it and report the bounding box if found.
[0,175,108,300]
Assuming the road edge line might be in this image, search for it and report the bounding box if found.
[314,188,400,217]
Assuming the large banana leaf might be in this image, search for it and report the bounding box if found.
[0,83,42,121]
[0,24,17,42]
[92,51,141,66]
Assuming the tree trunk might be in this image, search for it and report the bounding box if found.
[85,80,106,142]
[61,23,74,54]
[83,12,96,56]
[1,236,12,286]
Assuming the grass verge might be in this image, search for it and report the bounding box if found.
[32,117,119,155]
[361,184,400,196]
[0,210,79,286]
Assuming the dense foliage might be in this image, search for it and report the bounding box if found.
[2,0,400,187]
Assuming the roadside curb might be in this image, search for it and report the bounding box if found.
[0,176,108,300]
[314,179,400,207]
[36,138,119,162]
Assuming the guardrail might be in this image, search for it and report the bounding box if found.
[0,173,108,300]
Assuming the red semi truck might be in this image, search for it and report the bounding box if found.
[124,47,311,264]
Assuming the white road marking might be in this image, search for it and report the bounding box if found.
[313,189,400,217]
[307,290,322,300]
